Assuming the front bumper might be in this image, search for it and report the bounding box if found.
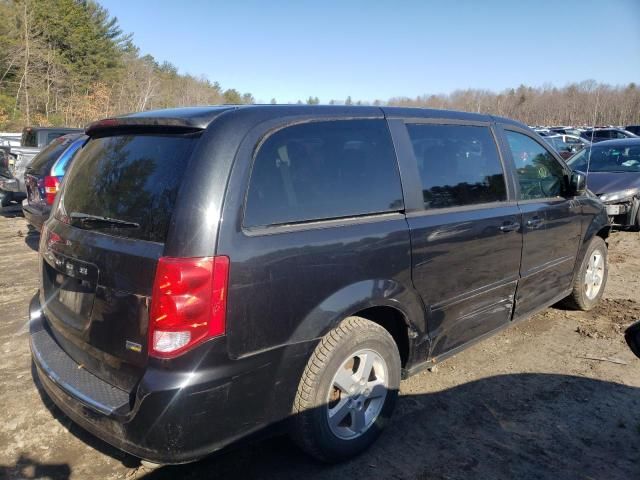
[29,294,308,464]
[603,197,639,227]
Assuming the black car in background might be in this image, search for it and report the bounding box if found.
[29,106,609,465]
[568,138,640,228]
[580,128,638,143]
[625,125,640,136]
[22,133,87,230]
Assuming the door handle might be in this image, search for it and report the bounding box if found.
[499,221,520,233]
[526,217,544,228]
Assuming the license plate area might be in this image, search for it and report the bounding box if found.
[43,252,99,330]
[605,204,624,216]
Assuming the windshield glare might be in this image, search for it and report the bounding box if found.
[568,145,640,172]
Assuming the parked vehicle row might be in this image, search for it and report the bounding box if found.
[580,128,638,143]
[543,134,591,159]
[0,127,82,207]
[23,133,87,230]
[568,138,640,228]
[28,105,610,466]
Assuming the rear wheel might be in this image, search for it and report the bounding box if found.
[564,236,608,310]
[290,316,401,463]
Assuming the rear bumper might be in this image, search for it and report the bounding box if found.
[29,294,311,464]
[0,176,21,192]
[22,201,49,230]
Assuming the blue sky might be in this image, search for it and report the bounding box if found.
[101,0,640,103]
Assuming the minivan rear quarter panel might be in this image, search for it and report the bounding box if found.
[214,113,424,361]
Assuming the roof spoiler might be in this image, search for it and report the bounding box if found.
[85,117,206,136]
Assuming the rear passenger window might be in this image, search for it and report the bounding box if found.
[244,120,403,227]
[406,124,507,209]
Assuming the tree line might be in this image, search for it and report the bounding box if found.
[1,1,638,131]
[384,81,640,127]
[322,82,640,126]
[0,0,255,130]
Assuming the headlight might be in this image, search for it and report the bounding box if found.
[599,187,640,203]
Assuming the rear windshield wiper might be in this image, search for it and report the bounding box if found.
[70,212,140,229]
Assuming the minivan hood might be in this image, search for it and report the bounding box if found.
[584,171,640,196]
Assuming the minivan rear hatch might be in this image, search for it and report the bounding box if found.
[40,128,200,392]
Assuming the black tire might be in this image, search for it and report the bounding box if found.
[563,236,608,311]
[290,316,401,463]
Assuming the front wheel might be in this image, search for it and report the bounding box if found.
[290,317,401,463]
[564,236,608,310]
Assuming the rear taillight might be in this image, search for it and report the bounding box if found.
[44,175,62,205]
[39,225,64,253]
[149,256,229,359]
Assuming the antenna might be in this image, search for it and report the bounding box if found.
[585,89,600,191]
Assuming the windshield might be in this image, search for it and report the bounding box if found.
[567,144,640,172]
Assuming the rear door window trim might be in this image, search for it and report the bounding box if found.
[398,120,514,213]
[241,117,405,233]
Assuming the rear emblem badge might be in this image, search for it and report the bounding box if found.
[126,341,142,353]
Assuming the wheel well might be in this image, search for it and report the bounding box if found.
[354,306,410,367]
[596,225,610,241]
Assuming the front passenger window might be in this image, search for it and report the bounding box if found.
[505,131,566,200]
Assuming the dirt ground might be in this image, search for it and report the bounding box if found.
[0,207,639,480]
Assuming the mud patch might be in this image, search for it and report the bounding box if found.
[609,252,626,264]
[575,298,640,339]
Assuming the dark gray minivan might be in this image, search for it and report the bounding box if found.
[29,105,609,464]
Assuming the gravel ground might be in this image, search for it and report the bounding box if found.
[0,208,639,480]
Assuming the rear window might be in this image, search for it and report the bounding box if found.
[58,134,198,242]
[244,119,403,228]
[51,137,86,176]
[28,136,80,175]
[47,132,67,144]
[22,129,37,147]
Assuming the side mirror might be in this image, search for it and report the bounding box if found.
[570,171,586,195]
[625,321,640,359]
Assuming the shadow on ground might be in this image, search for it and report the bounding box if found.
[23,229,39,252]
[20,371,640,480]
[0,454,71,480]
